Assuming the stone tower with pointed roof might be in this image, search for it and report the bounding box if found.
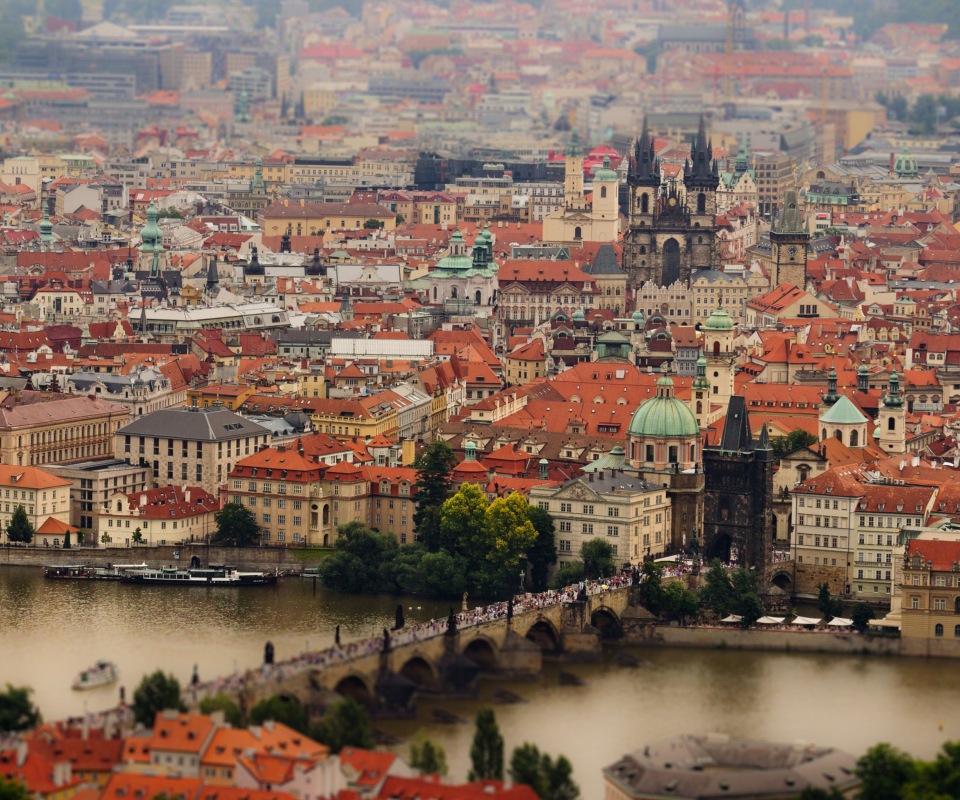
[769,188,810,290]
[702,396,775,578]
[624,116,719,290]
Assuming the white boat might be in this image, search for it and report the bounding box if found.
[72,661,118,691]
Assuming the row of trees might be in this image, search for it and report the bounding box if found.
[876,92,960,134]
[320,442,558,600]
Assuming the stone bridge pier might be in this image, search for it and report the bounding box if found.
[235,586,647,717]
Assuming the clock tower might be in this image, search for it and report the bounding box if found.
[769,189,809,290]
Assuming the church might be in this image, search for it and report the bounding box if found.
[542,130,620,246]
[622,117,720,290]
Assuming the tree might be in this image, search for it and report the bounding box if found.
[509,743,579,800]
[855,743,916,800]
[313,698,374,753]
[580,539,615,580]
[6,506,33,545]
[249,694,309,735]
[736,593,764,628]
[410,731,448,776]
[440,483,488,558]
[132,671,186,727]
[699,559,734,617]
[62,532,71,549]
[412,441,458,549]
[76,531,84,546]
[526,506,557,591]
[637,561,666,616]
[904,741,960,800]
[664,581,699,625]
[213,503,262,547]
[483,493,538,579]
[468,707,503,781]
[0,685,40,733]
[797,788,845,800]
[551,560,584,590]
[131,528,143,545]
[817,583,843,621]
[363,219,384,230]
[320,522,401,594]
[0,777,31,800]
[157,208,184,219]
[396,213,405,225]
[321,114,348,126]
[199,693,244,727]
[770,428,817,464]
[851,603,875,633]
[101,532,112,545]
[766,37,793,50]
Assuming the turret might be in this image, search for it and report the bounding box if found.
[822,367,839,406]
[857,363,869,393]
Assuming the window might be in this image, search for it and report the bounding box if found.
[935,598,946,611]
[935,624,944,637]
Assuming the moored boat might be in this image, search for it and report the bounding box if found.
[72,661,118,691]
[121,566,278,586]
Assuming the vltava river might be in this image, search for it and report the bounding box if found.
[2,566,958,798]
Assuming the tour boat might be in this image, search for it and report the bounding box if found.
[72,661,118,691]
[121,566,278,586]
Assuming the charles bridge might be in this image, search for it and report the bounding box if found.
[220,585,648,715]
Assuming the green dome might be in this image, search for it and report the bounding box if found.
[572,309,585,321]
[705,305,734,331]
[631,309,645,323]
[627,377,699,439]
[594,156,618,182]
[858,363,869,374]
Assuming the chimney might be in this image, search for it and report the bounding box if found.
[890,152,895,172]
[912,455,920,468]
[588,473,594,482]
[184,489,191,503]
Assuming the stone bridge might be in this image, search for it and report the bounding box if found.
[233,586,643,715]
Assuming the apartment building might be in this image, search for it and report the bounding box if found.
[528,470,672,568]
[753,152,795,219]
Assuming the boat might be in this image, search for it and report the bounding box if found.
[121,566,278,586]
[45,563,149,581]
[300,567,321,579]
[72,661,118,691]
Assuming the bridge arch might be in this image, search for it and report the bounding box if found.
[462,637,499,669]
[525,618,561,653]
[590,606,623,639]
[333,674,375,708]
[772,571,793,592]
[399,655,438,688]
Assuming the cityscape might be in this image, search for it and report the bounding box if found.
[0,0,960,798]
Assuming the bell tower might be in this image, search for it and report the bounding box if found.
[878,371,907,454]
[702,306,736,407]
[625,119,659,287]
[770,189,810,289]
[690,349,711,430]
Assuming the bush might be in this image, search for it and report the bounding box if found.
[551,560,584,590]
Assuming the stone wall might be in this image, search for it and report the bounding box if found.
[0,544,328,572]
[637,626,903,656]
[794,560,846,595]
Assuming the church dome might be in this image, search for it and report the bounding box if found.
[594,156,618,182]
[244,246,265,276]
[894,146,919,178]
[704,305,734,331]
[572,309,585,321]
[627,375,699,439]
[631,309,645,323]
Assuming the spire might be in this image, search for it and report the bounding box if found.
[884,370,903,408]
[822,367,839,406]
[692,349,710,390]
[756,422,773,460]
[39,198,54,244]
[568,127,583,159]
[139,301,148,335]
[206,253,219,289]
[857,362,869,393]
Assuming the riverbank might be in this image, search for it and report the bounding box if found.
[635,625,960,659]
[0,544,332,572]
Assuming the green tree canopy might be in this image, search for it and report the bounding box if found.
[410,731,448,776]
[0,685,40,733]
[525,506,557,592]
[817,583,844,621]
[851,602,875,633]
[509,743,579,800]
[440,482,488,558]
[0,777,32,800]
[699,559,734,617]
[413,440,458,548]
[6,505,33,545]
[770,428,817,464]
[468,707,504,782]
[320,521,401,593]
[664,581,699,625]
[637,561,666,616]
[313,698,374,753]
[249,694,309,735]
[856,743,916,800]
[551,560,584,590]
[213,503,262,546]
[580,539,615,580]
[199,693,244,727]
[484,493,538,578]
[132,671,186,728]
[363,219,384,229]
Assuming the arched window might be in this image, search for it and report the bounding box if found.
[475,290,482,305]
[451,287,457,299]
[574,226,582,239]
[888,417,896,431]
[640,245,646,254]
[690,444,696,461]
[697,193,706,214]
[696,401,702,414]
[600,186,607,198]
[850,430,859,447]
[713,341,720,356]
[834,430,842,443]
[798,465,810,482]
[821,428,827,440]
[936,624,944,637]
[433,286,437,300]
[641,193,649,213]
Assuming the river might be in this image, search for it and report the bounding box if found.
[2,566,958,798]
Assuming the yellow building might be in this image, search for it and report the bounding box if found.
[187,384,256,410]
[310,397,398,440]
[0,465,72,547]
[901,538,960,647]
[298,369,328,399]
[97,486,218,546]
[505,339,547,386]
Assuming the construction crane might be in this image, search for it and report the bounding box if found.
[724,8,734,101]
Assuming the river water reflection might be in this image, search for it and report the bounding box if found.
[2,566,958,798]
